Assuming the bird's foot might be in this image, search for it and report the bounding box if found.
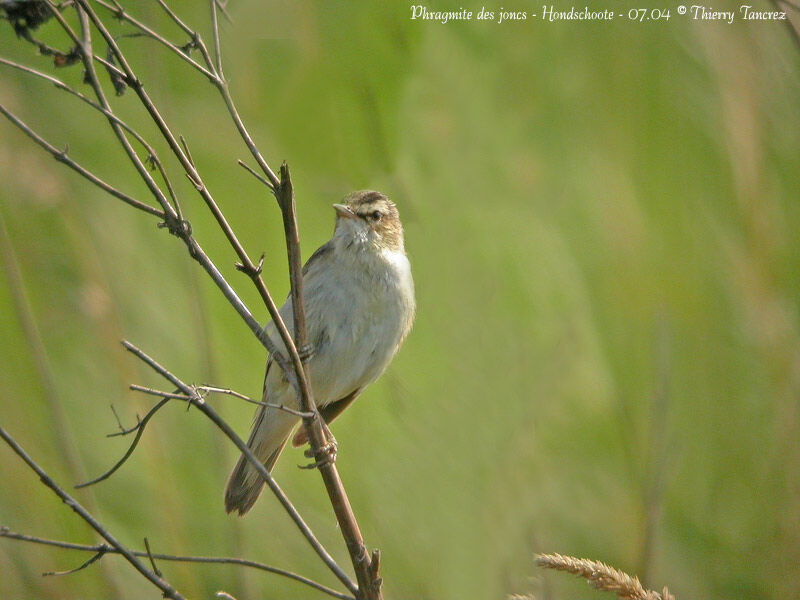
[297,343,315,362]
[300,437,338,469]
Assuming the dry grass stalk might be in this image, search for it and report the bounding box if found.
[535,553,675,600]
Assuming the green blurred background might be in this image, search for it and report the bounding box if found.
[1,1,799,598]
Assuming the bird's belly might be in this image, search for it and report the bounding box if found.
[306,273,410,404]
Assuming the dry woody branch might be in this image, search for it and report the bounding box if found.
[0,1,383,598]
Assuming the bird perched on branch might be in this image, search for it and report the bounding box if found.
[225,190,415,515]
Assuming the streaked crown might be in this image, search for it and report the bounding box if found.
[336,190,404,252]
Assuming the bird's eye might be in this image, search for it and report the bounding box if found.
[371,211,381,221]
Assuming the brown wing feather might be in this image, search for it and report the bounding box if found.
[291,388,361,447]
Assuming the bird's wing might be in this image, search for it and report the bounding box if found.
[291,387,361,447]
[259,239,333,354]
[302,240,333,276]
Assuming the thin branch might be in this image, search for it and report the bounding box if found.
[121,340,357,595]
[182,235,276,352]
[237,159,275,192]
[215,0,233,24]
[260,402,314,418]
[196,385,315,417]
[0,427,185,599]
[0,104,162,218]
[110,404,126,433]
[0,528,355,600]
[93,0,215,80]
[42,549,105,577]
[96,0,281,191]
[129,385,192,401]
[215,80,280,188]
[75,396,169,488]
[153,0,194,37]
[91,52,128,80]
[196,385,252,402]
[0,57,131,139]
[41,2,177,226]
[144,538,162,577]
[0,57,181,216]
[6,8,275,356]
[75,0,297,384]
[277,164,382,600]
[4,4,381,597]
[129,383,313,416]
[74,0,304,399]
[68,2,308,415]
[150,0,217,74]
[210,0,223,78]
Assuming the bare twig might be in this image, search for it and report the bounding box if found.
[5,12,274,355]
[0,427,185,599]
[196,385,252,402]
[237,159,274,192]
[75,397,170,488]
[144,538,162,577]
[215,0,233,24]
[110,405,126,433]
[0,528,354,600]
[1,58,134,150]
[95,0,279,189]
[121,340,357,595]
[61,0,303,402]
[74,0,297,384]
[94,0,215,79]
[46,3,174,218]
[3,3,382,597]
[276,165,382,599]
[0,104,161,217]
[42,549,105,577]
[128,384,314,416]
[262,403,314,418]
[210,0,223,78]
[198,385,315,417]
[153,0,194,37]
[128,385,192,402]
[0,56,183,216]
[214,74,280,187]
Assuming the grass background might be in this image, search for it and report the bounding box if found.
[1,1,799,599]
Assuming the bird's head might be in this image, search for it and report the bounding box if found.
[332,190,404,252]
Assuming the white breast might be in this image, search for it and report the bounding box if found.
[268,244,415,407]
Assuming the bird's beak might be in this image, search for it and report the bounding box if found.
[333,203,357,220]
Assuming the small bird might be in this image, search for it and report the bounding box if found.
[225,190,415,515]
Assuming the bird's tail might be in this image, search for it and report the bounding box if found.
[224,409,297,515]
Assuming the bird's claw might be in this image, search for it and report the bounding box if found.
[300,438,338,469]
[297,343,315,362]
